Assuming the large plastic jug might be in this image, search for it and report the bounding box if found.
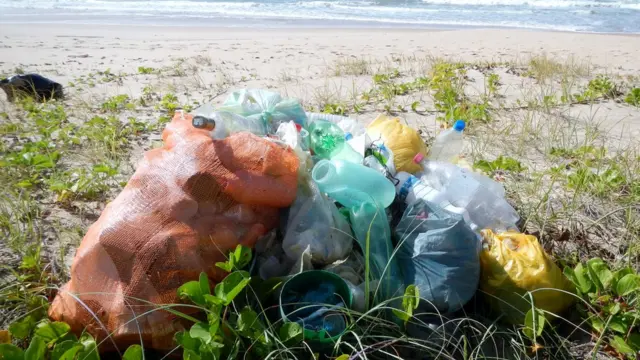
[312,159,395,208]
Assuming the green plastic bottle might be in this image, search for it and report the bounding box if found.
[309,120,363,164]
[349,201,404,304]
[312,159,396,208]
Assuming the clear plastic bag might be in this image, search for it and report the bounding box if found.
[394,200,481,313]
[282,180,353,266]
[192,89,307,139]
[219,89,308,131]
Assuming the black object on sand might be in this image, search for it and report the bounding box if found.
[0,74,64,102]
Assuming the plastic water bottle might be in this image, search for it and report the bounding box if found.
[395,171,473,225]
[309,120,363,164]
[428,120,465,162]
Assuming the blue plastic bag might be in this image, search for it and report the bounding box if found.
[394,200,480,313]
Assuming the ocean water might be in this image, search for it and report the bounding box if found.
[0,0,639,33]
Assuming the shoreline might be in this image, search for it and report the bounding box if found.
[1,21,639,38]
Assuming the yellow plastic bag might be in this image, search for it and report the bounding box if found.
[479,230,575,324]
[366,114,428,174]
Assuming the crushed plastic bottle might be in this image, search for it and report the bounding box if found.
[312,159,396,208]
[309,120,363,164]
[406,157,520,231]
[427,120,465,162]
[395,171,473,226]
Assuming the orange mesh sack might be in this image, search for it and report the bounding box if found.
[49,113,299,351]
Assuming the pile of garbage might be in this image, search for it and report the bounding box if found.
[48,89,576,351]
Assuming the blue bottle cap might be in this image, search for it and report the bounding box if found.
[453,120,465,132]
[344,132,353,141]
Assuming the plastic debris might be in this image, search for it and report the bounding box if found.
[394,200,481,313]
[49,112,299,350]
[479,230,576,324]
[366,114,428,174]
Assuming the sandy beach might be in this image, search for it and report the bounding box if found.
[2,23,639,138]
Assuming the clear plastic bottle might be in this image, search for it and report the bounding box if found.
[309,120,363,164]
[427,120,465,162]
[312,159,396,208]
[192,104,268,139]
[410,156,520,231]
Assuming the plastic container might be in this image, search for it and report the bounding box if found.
[395,171,472,225]
[192,105,268,139]
[279,270,353,347]
[349,202,403,304]
[309,120,363,164]
[312,159,396,208]
[306,112,366,137]
[409,157,519,231]
[427,120,465,162]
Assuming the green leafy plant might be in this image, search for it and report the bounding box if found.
[173,245,303,359]
[624,88,640,107]
[101,94,134,112]
[474,156,526,173]
[137,66,156,75]
[392,285,420,324]
[485,73,500,98]
[564,258,640,358]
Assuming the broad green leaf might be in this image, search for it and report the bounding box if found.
[610,336,634,355]
[58,346,82,360]
[77,333,100,360]
[52,340,81,360]
[279,322,303,345]
[237,307,261,335]
[403,285,420,311]
[590,317,605,334]
[335,355,350,360]
[199,272,211,296]
[8,316,36,339]
[616,274,640,297]
[178,280,205,306]
[175,331,200,352]
[190,323,212,345]
[214,271,251,305]
[0,344,24,360]
[24,336,46,360]
[573,263,593,294]
[587,258,613,290]
[523,309,545,340]
[34,321,70,344]
[612,267,634,291]
[609,315,628,334]
[606,302,621,316]
[232,245,252,270]
[393,285,420,323]
[627,333,640,351]
[123,344,143,360]
[184,349,202,360]
[214,261,233,273]
[203,294,223,307]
